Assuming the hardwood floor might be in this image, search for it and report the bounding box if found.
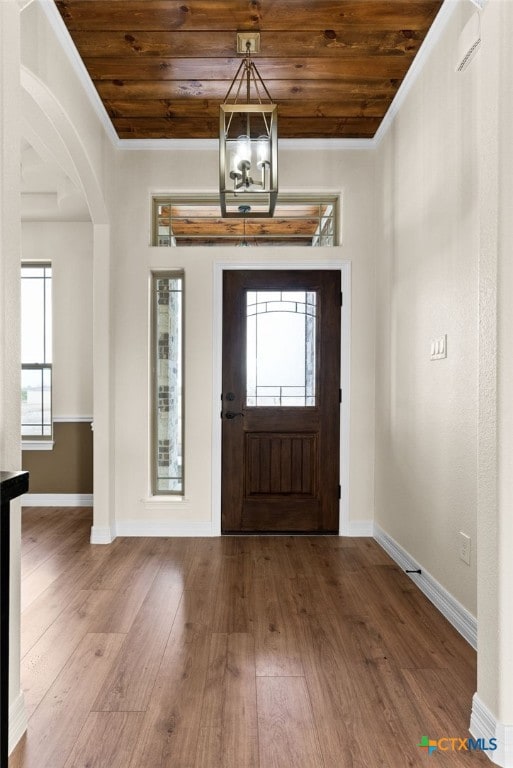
[10,507,487,768]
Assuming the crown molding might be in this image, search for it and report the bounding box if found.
[118,139,218,151]
[373,0,459,145]
[279,138,374,151]
[36,0,119,146]
[35,0,458,153]
[117,137,375,151]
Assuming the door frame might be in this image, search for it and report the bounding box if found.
[211,258,351,535]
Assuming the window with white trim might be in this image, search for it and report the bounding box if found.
[152,195,338,247]
[152,272,184,495]
[21,263,52,440]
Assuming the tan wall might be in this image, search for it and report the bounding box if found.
[22,422,93,493]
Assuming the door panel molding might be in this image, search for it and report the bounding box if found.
[245,433,318,497]
[211,257,351,535]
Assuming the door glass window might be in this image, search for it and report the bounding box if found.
[246,291,316,406]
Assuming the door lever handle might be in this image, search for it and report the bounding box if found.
[225,411,244,419]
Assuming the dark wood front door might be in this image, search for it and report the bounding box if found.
[221,270,341,533]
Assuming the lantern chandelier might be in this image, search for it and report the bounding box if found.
[219,33,278,218]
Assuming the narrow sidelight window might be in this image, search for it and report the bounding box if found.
[152,272,184,494]
[21,263,52,439]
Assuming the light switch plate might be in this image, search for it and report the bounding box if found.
[431,334,447,360]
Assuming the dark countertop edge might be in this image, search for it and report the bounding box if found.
[0,471,29,503]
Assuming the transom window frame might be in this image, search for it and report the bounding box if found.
[152,194,339,248]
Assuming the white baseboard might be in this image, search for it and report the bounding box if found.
[22,493,93,507]
[90,525,116,544]
[53,415,93,422]
[115,520,214,537]
[470,693,513,766]
[9,691,27,755]
[373,524,477,649]
[340,519,374,537]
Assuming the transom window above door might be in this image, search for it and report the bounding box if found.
[152,195,338,247]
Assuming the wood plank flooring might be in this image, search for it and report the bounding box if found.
[10,508,487,768]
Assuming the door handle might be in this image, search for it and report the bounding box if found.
[225,411,244,419]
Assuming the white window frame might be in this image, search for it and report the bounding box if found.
[151,270,185,496]
[152,194,339,247]
[21,262,54,451]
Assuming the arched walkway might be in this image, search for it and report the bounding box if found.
[21,66,115,544]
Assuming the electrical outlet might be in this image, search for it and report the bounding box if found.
[459,532,471,565]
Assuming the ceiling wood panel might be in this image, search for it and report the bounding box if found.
[104,97,392,120]
[95,79,400,101]
[112,116,382,139]
[69,29,425,59]
[84,56,413,81]
[54,0,443,140]
[56,1,442,32]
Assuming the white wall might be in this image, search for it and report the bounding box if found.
[472,0,513,752]
[13,0,513,758]
[20,0,115,538]
[374,0,479,615]
[20,0,111,203]
[22,222,93,418]
[1,1,26,753]
[111,146,376,531]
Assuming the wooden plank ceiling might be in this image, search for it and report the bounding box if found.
[55,0,443,141]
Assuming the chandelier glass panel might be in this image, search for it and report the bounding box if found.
[219,42,278,217]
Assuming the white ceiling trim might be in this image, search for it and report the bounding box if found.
[373,0,459,145]
[35,0,458,153]
[36,0,119,146]
[117,137,374,151]
[119,139,218,151]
